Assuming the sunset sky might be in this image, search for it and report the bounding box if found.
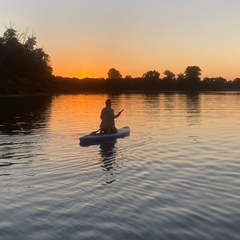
[1,0,240,80]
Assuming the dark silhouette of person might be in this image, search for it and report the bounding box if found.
[100,99,123,134]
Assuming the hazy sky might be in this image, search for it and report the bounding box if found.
[1,0,240,79]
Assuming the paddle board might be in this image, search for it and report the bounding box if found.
[80,126,130,145]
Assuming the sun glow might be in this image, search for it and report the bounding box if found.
[2,1,240,81]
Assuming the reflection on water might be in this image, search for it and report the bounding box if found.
[0,95,51,174]
[0,95,52,135]
[162,92,176,110]
[144,93,160,106]
[0,93,240,240]
[99,141,117,185]
[185,93,201,126]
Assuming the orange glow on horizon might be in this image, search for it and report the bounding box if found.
[52,64,239,81]
[2,1,240,82]
[50,52,240,81]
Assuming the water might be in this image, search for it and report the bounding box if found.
[0,93,240,240]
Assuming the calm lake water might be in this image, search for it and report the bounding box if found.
[0,92,240,240]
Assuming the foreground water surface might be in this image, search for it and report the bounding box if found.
[0,92,239,240]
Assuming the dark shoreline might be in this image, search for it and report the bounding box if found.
[1,89,240,98]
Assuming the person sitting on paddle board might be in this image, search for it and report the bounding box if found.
[100,99,124,134]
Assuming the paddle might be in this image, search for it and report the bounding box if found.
[90,129,100,135]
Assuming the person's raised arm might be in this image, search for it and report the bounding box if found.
[114,109,124,118]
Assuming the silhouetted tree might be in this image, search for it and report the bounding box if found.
[163,70,175,81]
[141,70,160,91]
[142,70,160,80]
[175,73,185,89]
[107,68,122,80]
[214,77,227,89]
[176,73,185,81]
[230,78,240,90]
[184,66,201,89]
[185,66,201,82]
[125,75,132,79]
[0,27,53,93]
[161,70,176,90]
[202,77,227,90]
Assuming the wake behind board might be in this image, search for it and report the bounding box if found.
[80,126,130,145]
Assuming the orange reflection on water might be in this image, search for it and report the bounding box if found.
[49,94,111,133]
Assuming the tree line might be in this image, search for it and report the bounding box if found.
[1,27,240,94]
[103,67,240,92]
[53,66,240,93]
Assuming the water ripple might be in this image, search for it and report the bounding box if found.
[1,93,240,240]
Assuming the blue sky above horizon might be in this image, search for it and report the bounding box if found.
[1,0,240,79]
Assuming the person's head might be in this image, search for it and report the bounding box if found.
[105,99,111,107]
